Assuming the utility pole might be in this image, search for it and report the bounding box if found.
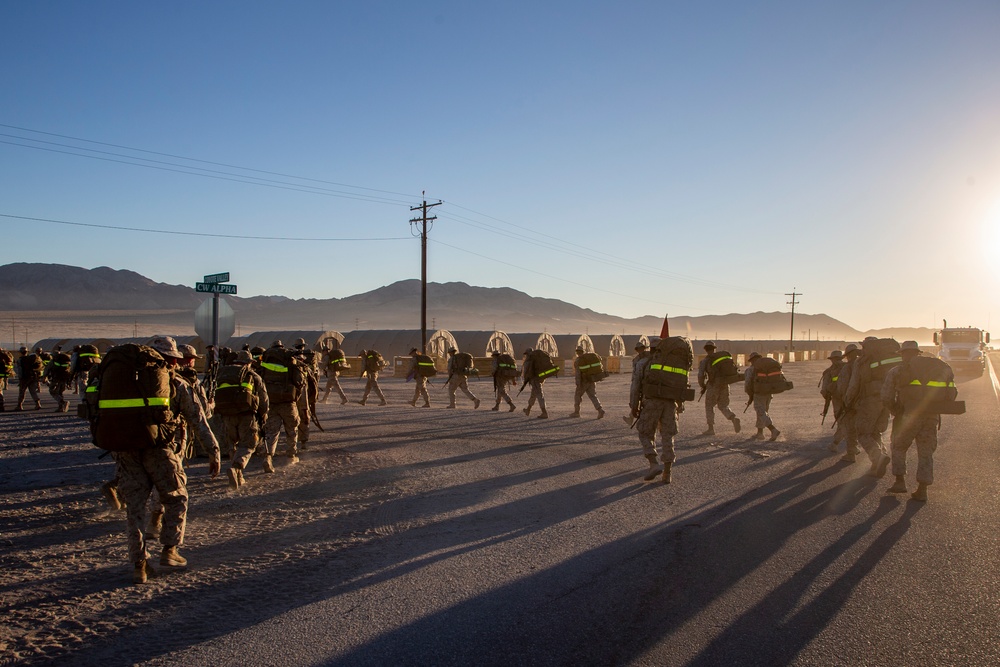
[786,289,801,355]
[410,192,441,353]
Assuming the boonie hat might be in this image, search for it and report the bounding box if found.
[150,336,184,359]
[747,351,762,362]
[295,338,307,347]
[178,344,201,359]
[844,343,861,355]
[828,350,843,360]
[900,340,922,354]
[235,350,254,364]
[410,347,418,355]
[575,346,584,353]
[271,339,283,348]
[634,341,647,351]
[704,341,716,350]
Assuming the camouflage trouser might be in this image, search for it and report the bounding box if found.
[525,379,546,414]
[832,397,860,454]
[0,379,5,410]
[494,380,515,407]
[448,375,477,407]
[573,380,602,413]
[412,376,430,406]
[265,401,299,457]
[753,394,773,429]
[18,378,40,406]
[48,379,68,409]
[891,414,939,484]
[74,370,91,395]
[853,396,889,463]
[361,373,385,403]
[323,373,347,402]
[224,413,262,470]
[704,381,735,427]
[113,446,188,565]
[296,392,310,444]
[637,398,678,464]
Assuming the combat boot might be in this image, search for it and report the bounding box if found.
[754,429,765,440]
[569,411,581,418]
[910,483,928,502]
[34,400,42,410]
[597,409,605,419]
[508,403,516,412]
[661,463,673,484]
[15,403,24,411]
[537,411,548,419]
[643,455,662,482]
[701,426,715,436]
[287,452,299,464]
[263,455,275,474]
[839,452,857,463]
[731,417,741,433]
[133,559,156,584]
[227,467,242,489]
[523,407,531,417]
[379,399,387,406]
[867,453,891,478]
[160,546,187,568]
[101,481,123,511]
[767,425,780,442]
[491,403,500,411]
[887,476,907,494]
[147,510,163,540]
[357,399,367,406]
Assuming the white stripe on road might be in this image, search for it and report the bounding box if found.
[989,355,1000,405]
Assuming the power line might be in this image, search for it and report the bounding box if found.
[0,213,411,242]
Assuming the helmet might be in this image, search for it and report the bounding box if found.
[294,338,307,348]
[271,339,283,348]
[150,336,184,359]
[178,344,201,359]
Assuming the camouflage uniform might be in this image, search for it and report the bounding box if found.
[743,366,773,429]
[265,401,300,459]
[844,353,891,472]
[44,352,72,412]
[224,363,269,477]
[521,352,547,418]
[409,353,431,407]
[630,353,679,472]
[833,350,862,458]
[359,351,387,405]
[572,350,604,417]
[446,352,479,409]
[321,349,348,404]
[114,359,221,569]
[294,345,318,446]
[697,351,737,432]
[0,348,12,411]
[16,349,42,409]
[490,354,516,411]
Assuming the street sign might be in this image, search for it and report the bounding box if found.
[196,282,238,294]
[195,297,235,342]
[203,272,230,284]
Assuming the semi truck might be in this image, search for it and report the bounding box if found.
[933,321,990,376]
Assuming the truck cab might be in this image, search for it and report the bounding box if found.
[934,324,990,377]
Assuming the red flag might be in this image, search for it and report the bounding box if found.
[659,313,669,339]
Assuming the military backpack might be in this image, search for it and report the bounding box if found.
[494,353,519,381]
[214,363,257,416]
[260,347,304,403]
[641,336,695,401]
[0,349,13,378]
[453,351,474,376]
[898,356,964,415]
[862,338,902,386]
[363,350,386,374]
[326,348,350,372]
[49,351,73,382]
[751,356,793,395]
[527,349,558,382]
[83,344,176,451]
[75,344,101,373]
[577,352,607,382]
[706,350,741,384]
[415,353,437,377]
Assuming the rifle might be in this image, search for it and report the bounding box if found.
[743,396,753,413]
[310,409,325,432]
[441,372,454,390]
[697,386,706,402]
[821,395,831,424]
[517,376,530,396]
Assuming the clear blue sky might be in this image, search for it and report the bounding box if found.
[3,1,999,332]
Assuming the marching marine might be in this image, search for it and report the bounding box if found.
[696,342,740,435]
[446,347,480,409]
[571,346,605,419]
[490,350,518,412]
[216,350,269,489]
[407,348,433,408]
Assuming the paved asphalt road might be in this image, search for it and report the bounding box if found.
[125,357,999,667]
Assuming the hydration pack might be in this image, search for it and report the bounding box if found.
[76,344,100,373]
[898,356,964,415]
[260,347,304,403]
[751,357,793,395]
[215,363,257,416]
[49,351,73,382]
[415,354,437,377]
[527,349,558,381]
[363,350,386,374]
[453,352,474,376]
[0,349,14,377]
[577,352,606,382]
[327,348,349,372]
[85,344,176,451]
[862,338,902,385]
[641,336,695,401]
[495,353,519,381]
[706,350,741,384]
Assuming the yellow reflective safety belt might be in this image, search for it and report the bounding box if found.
[261,362,288,373]
[710,355,732,366]
[218,382,253,390]
[98,397,170,409]
[651,364,688,375]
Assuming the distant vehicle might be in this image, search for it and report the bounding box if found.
[933,320,990,376]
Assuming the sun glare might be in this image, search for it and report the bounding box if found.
[985,200,1000,271]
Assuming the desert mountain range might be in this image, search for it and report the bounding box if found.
[0,263,934,345]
